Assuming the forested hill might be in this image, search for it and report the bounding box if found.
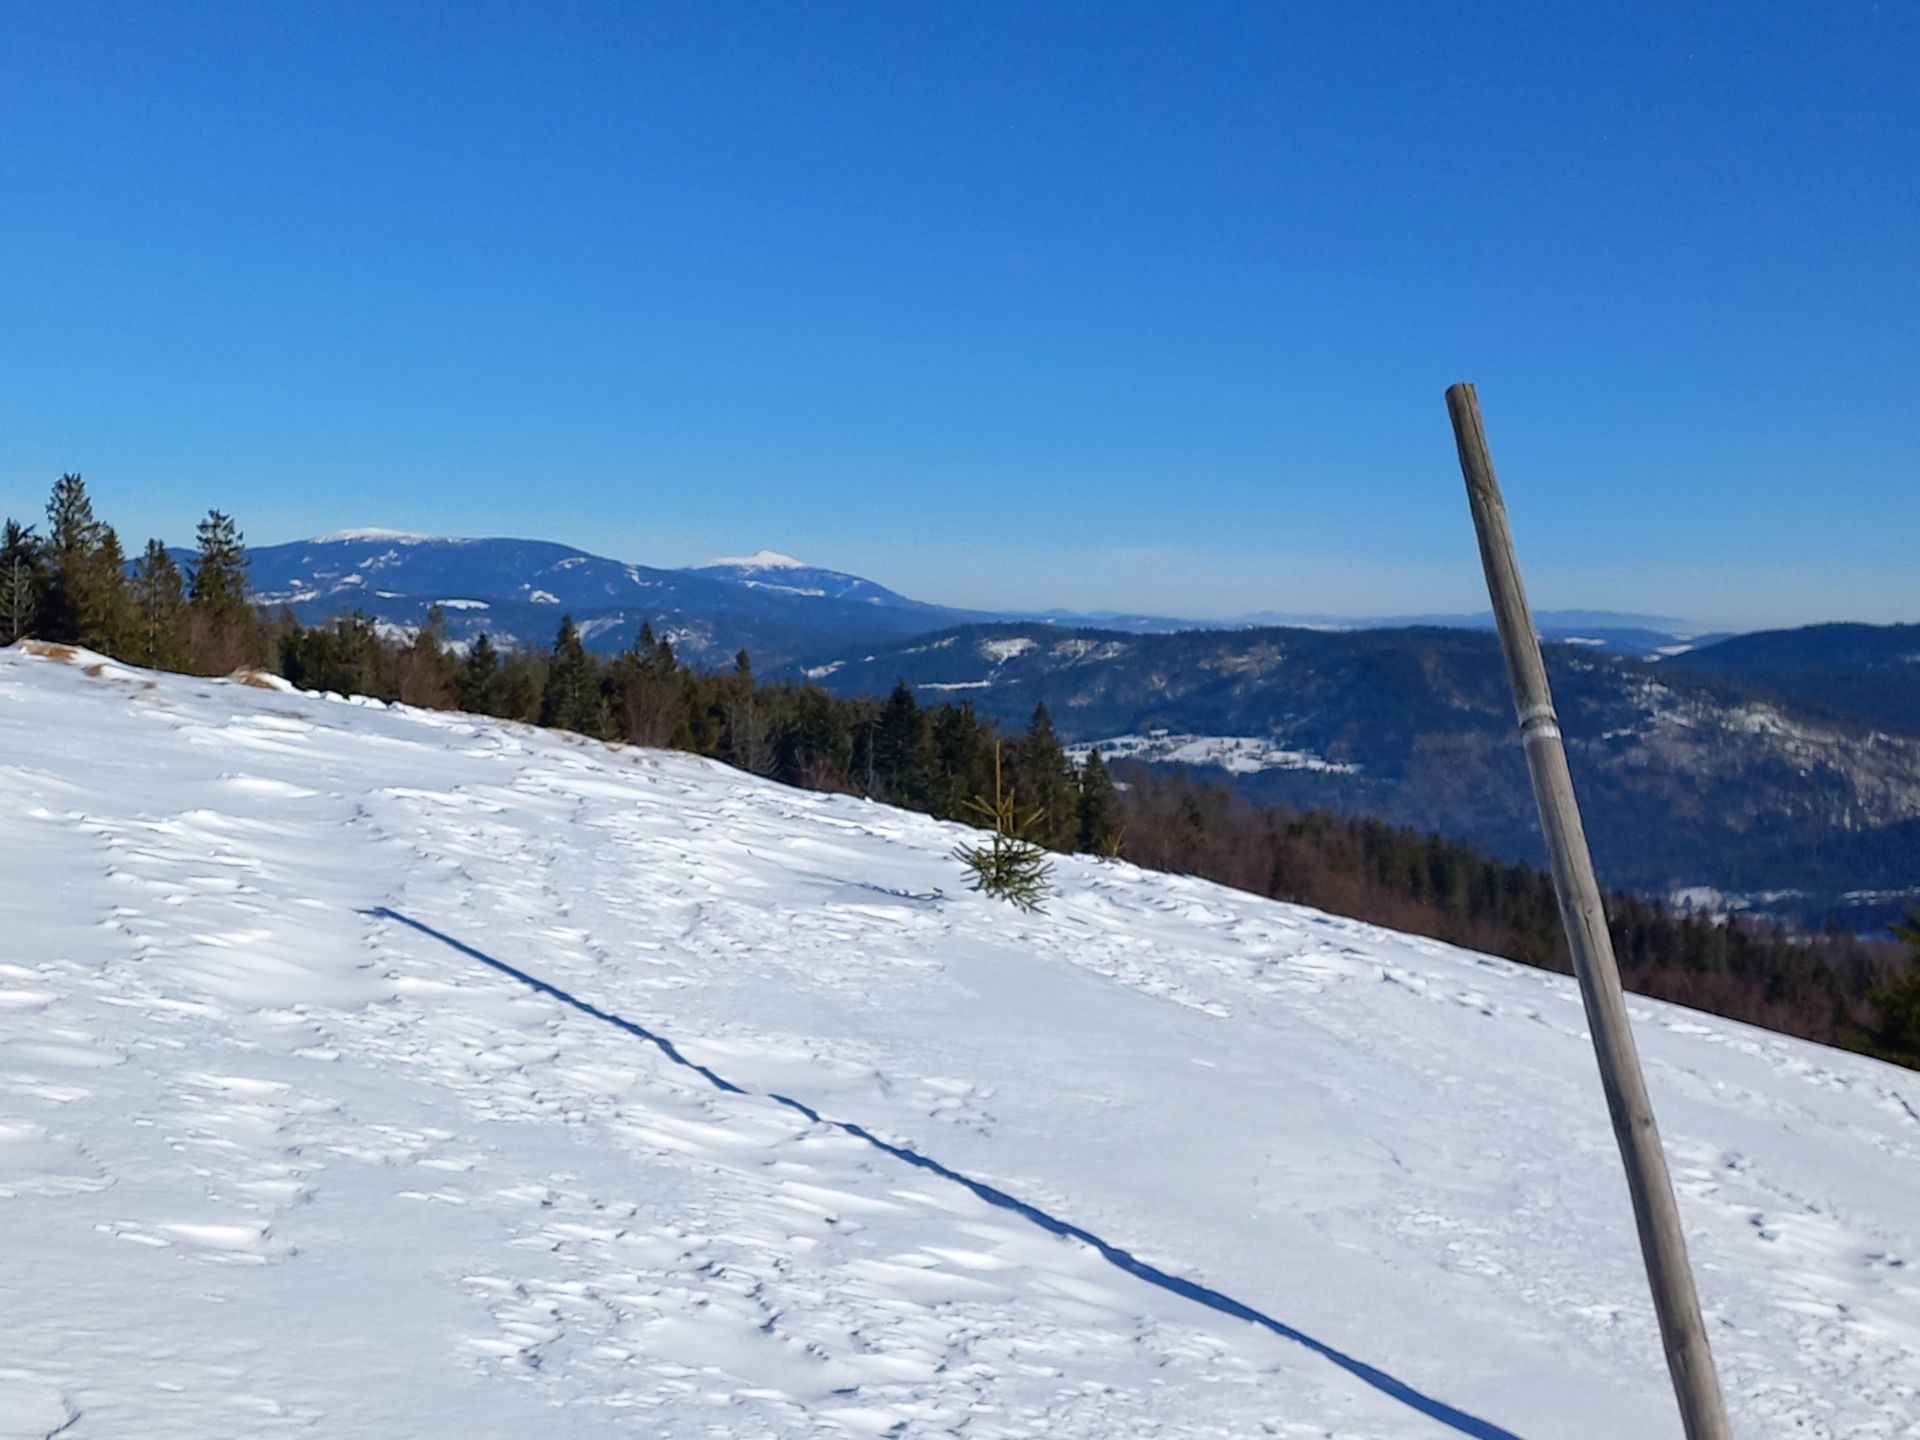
[222,530,990,667]
[1662,622,1920,734]
[806,621,1920,928]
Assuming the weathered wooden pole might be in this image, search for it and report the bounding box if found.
[1445,382,1734,1440]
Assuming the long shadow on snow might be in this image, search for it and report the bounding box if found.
[366,905,1525,1440]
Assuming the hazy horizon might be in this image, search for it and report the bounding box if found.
[56,514,1895,637]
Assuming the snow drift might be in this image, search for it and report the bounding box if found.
[0,644,1915,1438]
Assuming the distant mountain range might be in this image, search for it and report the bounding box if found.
[228,529,1709,665]
[221,528,1920,929]
[231,530,988,667]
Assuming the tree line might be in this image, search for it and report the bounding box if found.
[1117,768,1918,1064]
[6,475,1915,1068]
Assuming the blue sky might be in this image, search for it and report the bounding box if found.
[2,2,1915,628]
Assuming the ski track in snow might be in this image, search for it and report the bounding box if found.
[0,646,1916,1438]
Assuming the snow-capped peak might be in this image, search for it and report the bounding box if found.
[695,549,808,571]
[310,526,438,544]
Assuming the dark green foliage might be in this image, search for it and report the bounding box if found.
[1076,747,1125,857]
[776,684,854,789]
[129,539,189,670]
[608,622,689,748]
[187,509,256,672]
[929,701,996,822]
[394,605,456,708]
[721,650,775,775]
[82,526,133,655]
[540,616,606,737]
[457,631,502,713]
[280,613,385,696]
[955,745,1053,912]
[491,650,543,723]
[1860,913,1920,1066]
[40,475,132,652]
[1009,704,1077,850]
[2,520,46,644]
[43,474,101,645]
[870,681,935,808]
[188,510,249,614]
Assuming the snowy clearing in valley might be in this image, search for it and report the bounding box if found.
[1,645,1915,1438]
[1070,731,1361,775]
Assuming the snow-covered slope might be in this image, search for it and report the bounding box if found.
[1,644,1915,1439]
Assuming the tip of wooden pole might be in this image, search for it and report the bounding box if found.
[1446,381,1476,403]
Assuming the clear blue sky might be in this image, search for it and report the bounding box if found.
[2,2,1915,629]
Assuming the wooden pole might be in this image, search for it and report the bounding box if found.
[1444,382,1734,1440]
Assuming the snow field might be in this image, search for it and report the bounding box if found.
[0,644,1916,1438]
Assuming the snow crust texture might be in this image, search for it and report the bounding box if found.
[1,645,1916,1439]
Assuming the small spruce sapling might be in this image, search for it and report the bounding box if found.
[954,743,1053,912]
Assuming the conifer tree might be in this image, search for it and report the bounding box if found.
[930,700,994,821]
[282,613,383,696]
[1076,746,1126,857]
[457,630,501,713]
[1,520,45,644]
[42,474,129,648]
[954,743,1053,912]
[493,651,542,723]
[777,685,853,789]
[723,649,775,775]
[608,621,688,747]
[45,473,101,556]
[540,615,604,736]
[394,604,454,706]
[872,679,935,808]
[1863,912,1920,1066]
[81,526,134,655]
[1010,702,1078,850]
[186,509,254,672]
[188,510,249,614]
[129,538,189,670]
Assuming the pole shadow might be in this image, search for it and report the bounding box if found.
[364,905,1526,1440]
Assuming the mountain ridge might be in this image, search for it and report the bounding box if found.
[220,528,1711,661]
[801,618,1920,929]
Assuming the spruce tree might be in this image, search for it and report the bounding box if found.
[1076,746,1126,857]
[540,616,604,736]
[81,525,134,655]
[186,509,254,672]
[1,520,45,644]
[724,649,775,775]
[1863,912,1920,1066]
[777,686,853,788]
[188,510,249,614]
[493,651,542,723]
[1010,703,1078,850]
[41,475,133,654]
[954,743,1053,912]
[393,605,454,707]
[457,630,501,713]
[872,679,935,808]
[927,701,992,821]
[129,538,189,670]
[606,621,689,746]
